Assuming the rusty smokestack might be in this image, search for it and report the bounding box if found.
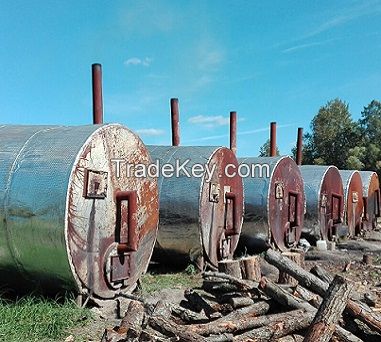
[171,98,180,146]
[230,111,237,155]
[296,127,303,165]
[270,122,277,157]
[92,63,103,124]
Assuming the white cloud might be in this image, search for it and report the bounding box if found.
[282,38,338,53]
[124,57,153,67]
[188,115,230,128]
[184,124,295,143]
[135,128,165,137]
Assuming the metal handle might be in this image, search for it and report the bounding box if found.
[225,192,239,236]
[115,190,138,253]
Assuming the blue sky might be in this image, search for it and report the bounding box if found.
[1,0,380,156]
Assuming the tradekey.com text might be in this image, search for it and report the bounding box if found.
[111,158,270,182]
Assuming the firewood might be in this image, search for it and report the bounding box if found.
[171,304,209,323]
[188,307,302,336]
[218,260,242,278]
[227,296,254,309]
[310,265,333,284]
[279,252,303,286]
[275,335,304,342]
[303,275,354,342]
[265,249,381,334]
[101,329,126,342]
[233,309,315,342]
[184,289,222,318]
[259,277,313,311]
[118,300,145,338]
[240,256,261,281]
[206,333,234,342]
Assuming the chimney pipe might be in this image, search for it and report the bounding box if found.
[171,98,180,146]
[270,122,277,157]
[296,127,303,165]
[92,63,103,124]
[230,111,237,155]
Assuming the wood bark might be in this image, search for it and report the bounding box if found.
[184,289,221,318]
[240,256,261,281]
[118,300,145,338]
[303,275,354,342]
[265,249,381,334]
[233,309,315,342]
[228,296,254,309]
[275,335,304,342]
[185,301,273,336]
[310,265,333,284]
[218,260,242,279]
[278,252,303,286]
[203,271,258,291]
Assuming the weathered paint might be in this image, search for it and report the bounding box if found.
[339,170,364,237]
[0,124,159,298]
[239,156,304,252]
[359,171,380,231]
[300,165,344,240]
[148,145,244,267]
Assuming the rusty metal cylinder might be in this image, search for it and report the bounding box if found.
[92,63,103,125]
[170,98,180,146]
[339,170,364,237]
[0,124,159,298]
[230,111,237,155]
[147,145,244,267]
[238,156,304,252]
[296,128,303,166]
[270,122,277,157]
[300,165,344,240]
[359,171,380,231]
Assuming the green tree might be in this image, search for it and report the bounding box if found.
[259,139,280,157]
[358,100,381,175]
[302,99,361,169]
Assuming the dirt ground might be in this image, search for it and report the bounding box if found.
[68,231,381,342]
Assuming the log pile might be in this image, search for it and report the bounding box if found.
[101,252,381,342]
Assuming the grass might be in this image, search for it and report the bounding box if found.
[139,271,202,294]
[0,296,92,342]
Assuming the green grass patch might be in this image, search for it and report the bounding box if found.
[140,272,202,294]
[0,296,91,342]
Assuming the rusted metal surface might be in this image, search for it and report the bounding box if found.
[230,111,237,155]
[339,170,364,237]
[239,156,304,252]
[296,128,303,166]
[148,145,244,267]
[300,165,344,240]
[0,124,159,298]
[270,122,277,157]
[92,63,103,124]
[171,98,180,146]
[360,171,380,231]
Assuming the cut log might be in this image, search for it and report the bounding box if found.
[118,300,145,338]
[228,296,254,309]
[278,252,303,286]
[259,277,313,311]
[293,285,322,308]
[171,304,209,323]
[218,260,242,279]
[184,289,221,318]
[310,265,333,284]
[203,272,259,296]
[233,309,315,342]
[207,333,234,342]
[303,275,354,342]
[275,335,304,342]
[259,276,362,342]
[101,329,125,342]
[265,249,381,334]
[188,308,302,336]
[240,256,261,281]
